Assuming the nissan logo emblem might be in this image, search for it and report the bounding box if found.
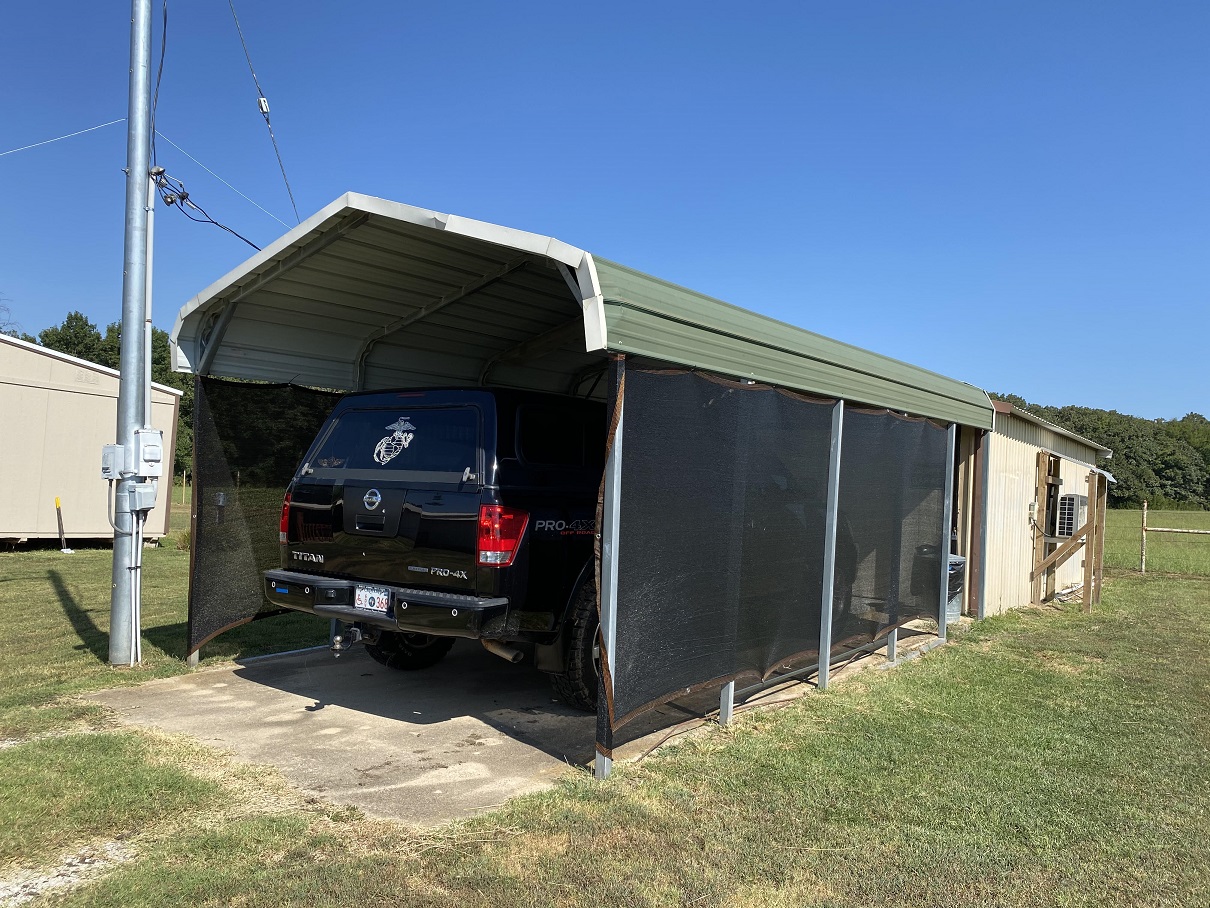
[363,488,382,511]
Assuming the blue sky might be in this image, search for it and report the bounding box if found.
[2,1,1206,419]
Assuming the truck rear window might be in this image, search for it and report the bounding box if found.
[308,407,479,476]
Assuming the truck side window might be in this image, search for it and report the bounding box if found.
[517,407,585,467]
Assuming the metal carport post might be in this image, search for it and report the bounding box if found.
[595,358,624,780]
[939,423,958,642]
[816,399,845,690]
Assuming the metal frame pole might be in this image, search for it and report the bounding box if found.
[719,681,735,726]
[938,423,957,643]
[595,360,624,781]
[109,0,154,666]
[977,429,991,620]
[817,400,845,691]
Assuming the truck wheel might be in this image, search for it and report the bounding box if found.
[365,631,454,670]
[550,581,599,711]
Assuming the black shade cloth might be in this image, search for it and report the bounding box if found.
[611,370,834,725]
[829,406,948,652]
[188,377,341,653]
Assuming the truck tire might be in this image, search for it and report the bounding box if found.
[365,631,455,671]
[550,580,599,711]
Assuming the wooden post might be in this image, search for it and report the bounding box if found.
[1083,472,1098,613]
[1140,500,1148,574]
[1032,451,1049,604]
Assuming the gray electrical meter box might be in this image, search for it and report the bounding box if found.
[132,428,164,478]
[101,444,125,480]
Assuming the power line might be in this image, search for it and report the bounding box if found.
[155,131,291,227]
[150,0,168,165]
[0,119,126,158]
[155,171,262,251]
[227,0,301,224]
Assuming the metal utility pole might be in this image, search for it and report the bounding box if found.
[109,0,154,666]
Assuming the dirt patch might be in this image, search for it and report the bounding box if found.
[0,842,132,907]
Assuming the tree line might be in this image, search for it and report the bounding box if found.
[992,393,1209,510]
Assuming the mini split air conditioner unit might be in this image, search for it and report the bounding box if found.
[1055,494,1088,538]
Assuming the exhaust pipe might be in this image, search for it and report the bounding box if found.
[481,639,524,664]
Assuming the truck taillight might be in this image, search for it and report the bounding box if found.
[478,504,528,567]
[279,492,292,543]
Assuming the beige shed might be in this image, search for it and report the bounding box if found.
[977,401,1113,616]
[0,334,180,541]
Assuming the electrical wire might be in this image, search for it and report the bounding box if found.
[0,119,126,158]
[155,131,290,227]
[227,0,301,224]
[150,0,168,165]
[155,171,262,251]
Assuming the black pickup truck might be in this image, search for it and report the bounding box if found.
[263,388,605,710]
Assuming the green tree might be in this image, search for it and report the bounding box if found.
[992,392,1209,509]
[1162,413,1210,503]
[37,311,105,362]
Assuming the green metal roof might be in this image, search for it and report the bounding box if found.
[173,193,994,430]
[594,259,992,429]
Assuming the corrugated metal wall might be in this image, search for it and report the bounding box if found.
[983,412,1100,615]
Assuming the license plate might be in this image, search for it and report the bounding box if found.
[354,585,391,613]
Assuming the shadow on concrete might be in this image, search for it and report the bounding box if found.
[227,641,752,766]
[48,569,108,662]
[231,642,599,764]
[88,623,925,825]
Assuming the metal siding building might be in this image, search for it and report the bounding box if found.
[0,334,181,540]
[981,402,1112,616]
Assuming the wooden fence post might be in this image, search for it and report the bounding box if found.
[1140,500,1148,574]
[1083,472,1098,613]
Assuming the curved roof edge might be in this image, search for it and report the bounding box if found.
[172,193,600,375]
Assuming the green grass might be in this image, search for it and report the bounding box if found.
[0,544,326,740]
[166,480,192,537]
[2,534,1209,904]
[0,734,219,865]
[1104,509,1210,575]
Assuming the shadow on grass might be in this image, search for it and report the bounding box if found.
[48,569,108,663]
[143,622,190,661]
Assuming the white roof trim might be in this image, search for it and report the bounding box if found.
[992,401,1112,458]
[171,192,597,374]
[1,333,184,397]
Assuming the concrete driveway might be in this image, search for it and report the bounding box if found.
[91,642,601,826]
[89,632,915,827]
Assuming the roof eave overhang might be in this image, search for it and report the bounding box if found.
[991,400,1113,458]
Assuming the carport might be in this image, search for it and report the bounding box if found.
[173,192,994,779]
